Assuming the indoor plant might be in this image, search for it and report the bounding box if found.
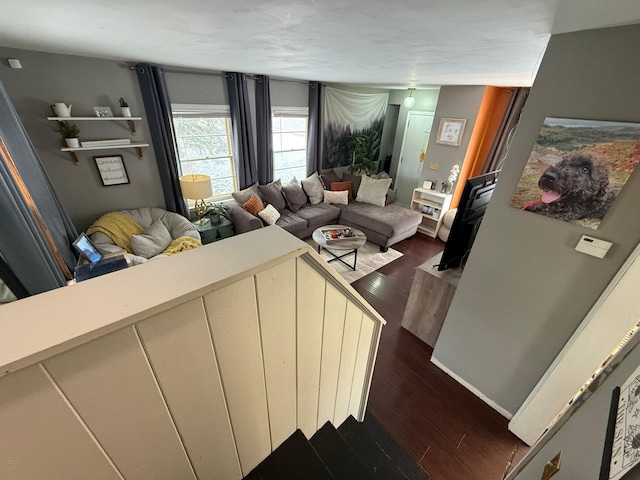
[119,97,131,117]
[56,121,80,148]
[200,201,231,225]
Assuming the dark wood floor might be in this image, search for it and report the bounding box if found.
[351,233,528,480]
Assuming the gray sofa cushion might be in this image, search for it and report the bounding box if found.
[301,172,324,204]
[232,183,262,205]
[275,209,307,235]
[339,202,422,238]
[258,179,286,211]
[282,177,308,212]
[295,203,341,229]
[342,173,362,196]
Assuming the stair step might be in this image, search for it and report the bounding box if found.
[362,414,431,480]
[337,416,411,480]
[244,429,335,480]
[310,421,376,480]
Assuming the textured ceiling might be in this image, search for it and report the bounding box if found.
[1,0,640,88]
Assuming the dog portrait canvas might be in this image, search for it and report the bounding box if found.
[510,117,640,229]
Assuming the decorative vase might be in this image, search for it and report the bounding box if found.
[209,213,221,225]
[121,107,132,118]
[65,137,80,148]
[51,103,72,117]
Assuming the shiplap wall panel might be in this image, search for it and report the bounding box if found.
[349,316,376,419]
[334,301,364,425]
[43,327,196,480]
[204,276,271,476]
[136,299,242,480]
[255,260,297,448]
[0,364,121,480]
[317,282,347,426]
[296,259,326,438]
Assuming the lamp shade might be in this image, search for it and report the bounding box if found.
[179,174,212,200]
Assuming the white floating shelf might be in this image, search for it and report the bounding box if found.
[60,142,149,152]
[47,117,142,121]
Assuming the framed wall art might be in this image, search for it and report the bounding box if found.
[510,117,640,229]
[94,155,129,186]
[436,118,467,146]
[93,106,113,118]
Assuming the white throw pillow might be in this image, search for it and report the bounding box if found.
[258,204,281,225]
[356,175,392,207]
[323,189,348,205]
[300,172,324,204]
[130,220,172,258]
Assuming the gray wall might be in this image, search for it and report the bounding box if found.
[433,24,640,415]
[418,86,485,192]
[0,47,165,232]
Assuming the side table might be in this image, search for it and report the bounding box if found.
[195,216,235,245]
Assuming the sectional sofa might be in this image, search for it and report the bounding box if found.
[226,172,422,251]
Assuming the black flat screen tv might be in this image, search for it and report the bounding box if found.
[437,170,500,271]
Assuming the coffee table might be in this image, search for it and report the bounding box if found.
[312,225,367,271]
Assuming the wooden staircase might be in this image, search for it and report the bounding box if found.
[244,415,430,480]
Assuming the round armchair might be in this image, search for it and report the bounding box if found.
[87,207,201,265]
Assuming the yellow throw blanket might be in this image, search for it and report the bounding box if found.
[163,236,202,255]
[86,212,143,253]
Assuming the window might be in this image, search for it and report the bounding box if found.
[272,107,308,182]
[172,104,236,198]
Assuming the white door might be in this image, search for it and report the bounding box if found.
[395,112,434,206]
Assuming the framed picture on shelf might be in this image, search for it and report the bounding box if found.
[94,155,129,186]
[436,118,467,146]
[93,106,113,118]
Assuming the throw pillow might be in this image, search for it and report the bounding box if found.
[300,172,324,204]
[356,175,393,207]
[342,173,362,197]
[243,194,264,216]
[330,181,353,201]
[323,189,348,205]
[282,177,308,212]
[320,169,341,189]
[130,220,172,259]
[258,204,281,225]
[258,179,287,211]
[232,183,263,205]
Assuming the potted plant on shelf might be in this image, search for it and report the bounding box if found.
[119,97,132,118]
[200,202,231,225]
[56,121,80,148]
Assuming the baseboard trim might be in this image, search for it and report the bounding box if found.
[430,356,513,419]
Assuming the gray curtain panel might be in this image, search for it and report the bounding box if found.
[0,79,78,295]
[226,72,258,190]
[135,64,188,217]
[255,75,274,185]
[307,81,322,175]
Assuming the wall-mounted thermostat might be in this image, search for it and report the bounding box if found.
[575,235,612,258]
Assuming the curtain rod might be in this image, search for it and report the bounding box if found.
[128,64,313,85]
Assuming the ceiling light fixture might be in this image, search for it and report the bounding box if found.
[403,88,416,108]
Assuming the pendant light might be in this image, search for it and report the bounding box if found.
[403,88,416,108]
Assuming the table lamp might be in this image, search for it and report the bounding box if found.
[179,174,213,223]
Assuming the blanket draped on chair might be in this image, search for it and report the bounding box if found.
[86,212,143,253]
[87,211,202,257]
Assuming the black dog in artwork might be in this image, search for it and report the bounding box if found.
[524,153,616,221]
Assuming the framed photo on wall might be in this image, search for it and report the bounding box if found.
[436,118,467,146]
[94,155,129,186]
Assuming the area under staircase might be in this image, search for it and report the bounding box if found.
[244,415,430,480]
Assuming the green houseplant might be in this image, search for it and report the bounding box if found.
[56,121,80,148]
[200,201,231,225]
